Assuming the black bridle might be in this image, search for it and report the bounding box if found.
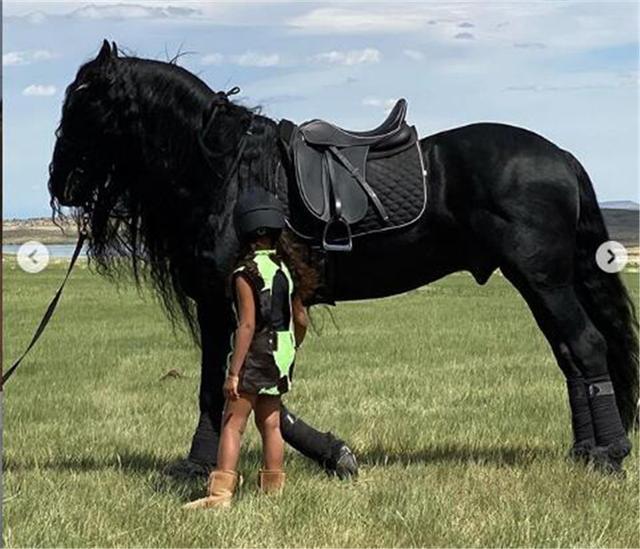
[3,87,254,387]
[199,86,255,188]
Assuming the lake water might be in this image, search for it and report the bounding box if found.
[3,243,89,258]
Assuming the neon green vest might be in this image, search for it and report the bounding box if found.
[228,250,296,395]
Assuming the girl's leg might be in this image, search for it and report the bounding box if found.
[255,395,284,469]
[217,393,256,471]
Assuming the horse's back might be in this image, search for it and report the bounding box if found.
[422,121,577,201]
[418,120,580,250]
[423,121,566,156]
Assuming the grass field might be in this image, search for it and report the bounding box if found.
[3,257,639,548]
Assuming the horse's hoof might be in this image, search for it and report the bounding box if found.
[607,437,632,460]
[588,447,624,476]
[567,440,594,464]
[330,444,358,480]
[587,438,631,477]
[164,458,214,479]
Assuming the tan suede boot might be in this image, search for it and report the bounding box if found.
[183,469,238,509]
[257,469,285,495]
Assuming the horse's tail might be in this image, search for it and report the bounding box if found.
[565,150,638,431]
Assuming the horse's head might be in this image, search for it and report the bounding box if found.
[49,40,123,208]
[46,40,269,342]
[48,39,249,222]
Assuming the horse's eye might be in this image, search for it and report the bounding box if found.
[75,83,90,92]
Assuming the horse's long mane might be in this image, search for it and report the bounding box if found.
[49,44,282,345]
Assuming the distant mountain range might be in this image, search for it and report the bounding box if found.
[600,201,639,211]
[601,209,638,248]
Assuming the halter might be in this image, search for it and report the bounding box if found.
[202,86,240,138]
[199,86,256,189]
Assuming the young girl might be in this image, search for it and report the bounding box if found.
[185,187,311,509]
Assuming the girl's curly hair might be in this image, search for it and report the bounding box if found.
[235,229,319,303]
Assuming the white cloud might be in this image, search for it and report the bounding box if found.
[362,97,398,112]
[233,51,280,67]
[289,7,428,33]
[26,11,47,24]
[504,69,640,93]
[32,49,56,61]
[201,53,225,65]
[3,49,57,66]
[4,2,209,22]
[313,48,380,66]
[287,3,637,55]
[5,2,247,26]
[403,49,424,61]
[513,42,546,49]
[201,51,281,67]
[617,70,640,86]
[22,84,57,97]
[68,3,200,20]
[3,52,27,66]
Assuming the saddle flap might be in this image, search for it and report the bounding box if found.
[326,146,369,224]
[292,131,370,224]
[292,131,330,219]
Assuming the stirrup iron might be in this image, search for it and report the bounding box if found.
[322,217,353,252]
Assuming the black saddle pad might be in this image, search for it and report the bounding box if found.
[277,139,427,242]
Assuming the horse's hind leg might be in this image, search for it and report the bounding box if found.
[503,273,598,458]
[471,204,631,472]
[501,260,631,472]
[508,276,596,457]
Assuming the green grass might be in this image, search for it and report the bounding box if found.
[3,257,639,548]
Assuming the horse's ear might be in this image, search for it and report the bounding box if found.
[111,41,118,57]
[97,39,112,63]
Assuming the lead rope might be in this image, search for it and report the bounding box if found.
[2,215,89,386]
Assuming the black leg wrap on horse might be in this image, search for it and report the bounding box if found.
[566,378,596,461]
[280,405,358,478]
[566,378,596,445]
[586,377,628,445]
[584,377,631,473]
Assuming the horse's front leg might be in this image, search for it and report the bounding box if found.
[186,295,234,470]
[280,406,358,479]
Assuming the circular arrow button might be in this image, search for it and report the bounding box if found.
[595,241,628,274]
[17,240,50,273]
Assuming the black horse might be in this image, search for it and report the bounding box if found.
[48,41,637,474]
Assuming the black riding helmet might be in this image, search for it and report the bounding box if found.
[234,187,285,239]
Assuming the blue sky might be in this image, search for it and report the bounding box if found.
[3,1,639,218]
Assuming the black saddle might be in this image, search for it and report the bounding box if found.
[282,98,422,251]
[299,98,412,149]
